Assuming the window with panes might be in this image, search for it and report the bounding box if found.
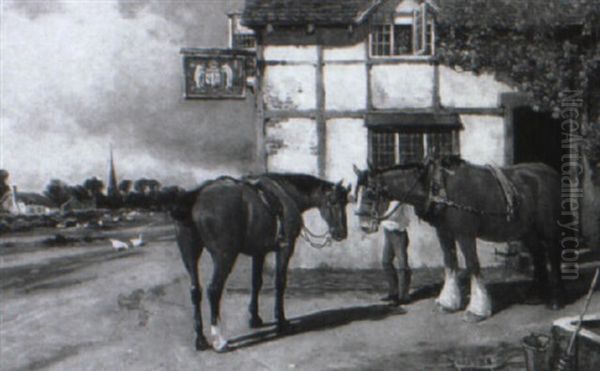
[370,129,459,169]
[369,4,434,57]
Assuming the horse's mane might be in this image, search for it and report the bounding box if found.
[439,155,466,169]
[373,155,466,174]
[263,173,334,192]
[374,162,423,174]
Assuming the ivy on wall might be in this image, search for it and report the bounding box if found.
[435,0,599,120]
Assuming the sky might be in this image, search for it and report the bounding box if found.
[0,0,254,192]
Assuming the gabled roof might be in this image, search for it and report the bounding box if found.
[242,0,383,28]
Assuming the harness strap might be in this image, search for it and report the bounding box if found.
[262,178,332,249]
[245,177,286,244]
[485,165,519,222]
[425,161,516,219]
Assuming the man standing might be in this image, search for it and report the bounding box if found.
[380,201,411,306]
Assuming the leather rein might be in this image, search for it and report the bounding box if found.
[252,177,338,249]
[355,166,425,223]
[359,163,515,223]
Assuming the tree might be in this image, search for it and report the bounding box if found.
[134,178,149,194]
[146,179,161,194]
[0,169,9,200]
[118,179,133,194]
[44,179,71,207]
[436,0,598,108]
[83,177,105,197]
[67,185,93,203]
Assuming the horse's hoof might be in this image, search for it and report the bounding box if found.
[212,339,229,353]
[463,311,488,323]
[195,336,210,351]
[435,302,460,314]
[249,316,264,328]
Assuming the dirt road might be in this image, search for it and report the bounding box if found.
[1,222,598,371]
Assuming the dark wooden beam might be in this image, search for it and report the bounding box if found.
[316,45,326,177]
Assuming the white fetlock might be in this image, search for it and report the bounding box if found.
[212,337,228,352]
[211,325,228,352]
[465,275,492,319]
[435,269,462,312]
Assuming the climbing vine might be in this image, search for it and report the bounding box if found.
[435,0,599,120]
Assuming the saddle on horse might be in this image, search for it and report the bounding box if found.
[244,175,302,247]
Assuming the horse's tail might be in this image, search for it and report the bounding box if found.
[169,189,200,222]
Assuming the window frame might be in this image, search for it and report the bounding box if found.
[368,3,435,59]
[369,129,460,169]
[228,13,257,51]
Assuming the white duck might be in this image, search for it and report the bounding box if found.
[130,234,145,248]
[110,239,129,251]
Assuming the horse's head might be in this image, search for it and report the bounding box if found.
[353,164,390,234]
[353,160,431,233]
[317,181,351,241]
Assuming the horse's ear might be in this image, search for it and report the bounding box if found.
[352,164,361,176]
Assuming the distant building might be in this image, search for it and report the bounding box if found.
[14,188,57,215]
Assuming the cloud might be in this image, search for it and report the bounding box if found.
[1,0,254,191]
[8,0,65,20]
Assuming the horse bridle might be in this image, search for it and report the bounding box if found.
[301,184,348,248]
[356,165,427,224]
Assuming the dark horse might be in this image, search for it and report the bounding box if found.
[354,157,564,322]
[171,174,350,351]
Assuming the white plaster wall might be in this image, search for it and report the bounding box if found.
[263,45,318,62]
[439,66,513,108]
[371,64,434,109]
[324,64,367,111]
[323,43,366,61]
[325,118,368,182]
[266,118,319,175]
[460,115,506,166]
[264,65,316,110]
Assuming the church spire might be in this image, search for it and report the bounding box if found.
[107,144,120,199]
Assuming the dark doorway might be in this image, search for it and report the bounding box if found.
[513,107,562,172]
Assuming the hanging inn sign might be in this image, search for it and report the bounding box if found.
[181,48,256,99]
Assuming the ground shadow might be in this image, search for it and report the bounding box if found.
[562,270,599,304]
[408,282,443,303]
[487,279,533,315]
[226,303,406,351]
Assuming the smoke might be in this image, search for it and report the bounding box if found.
[1,0,254,191]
